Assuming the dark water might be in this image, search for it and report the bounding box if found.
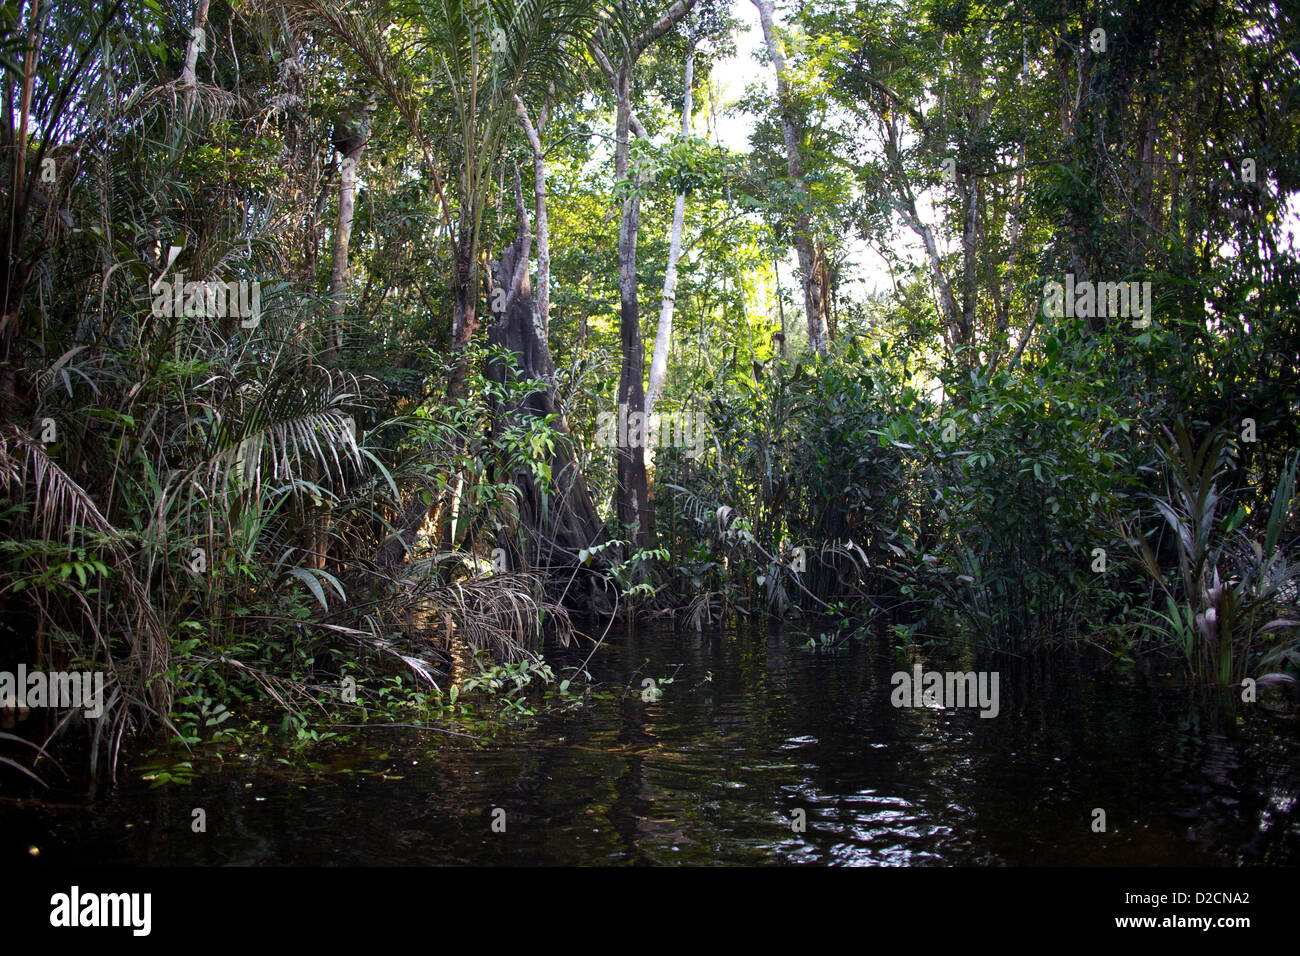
[4,624,1299,865]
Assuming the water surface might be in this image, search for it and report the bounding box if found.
[5,624,1298,865]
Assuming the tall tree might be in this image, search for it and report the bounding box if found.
[752,0,830,355]
[594,0,696,549]
[326,93,375,358]
[486,165,605,584]
[645,42,694,418]
[513,91,551,334]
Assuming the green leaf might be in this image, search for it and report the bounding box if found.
[286,567,330,610]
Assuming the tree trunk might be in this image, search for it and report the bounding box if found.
[326,96,375,358]
[594,1,697,550]
[514,94,551,335]
[447,232,480,400]
[486,167,605,604]
[646,45,694,418]
[881,116,961,351]
[312,97,374,566]
[753,0,830,355]
[614,65,651,548]
[181,0,211,93]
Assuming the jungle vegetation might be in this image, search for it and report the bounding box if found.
[1,0,1298,779]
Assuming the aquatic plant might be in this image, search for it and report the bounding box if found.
[1122,423,1300,686]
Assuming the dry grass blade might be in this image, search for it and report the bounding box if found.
[0,425,123,550]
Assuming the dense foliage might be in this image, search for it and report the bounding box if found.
[2,0,1298,779]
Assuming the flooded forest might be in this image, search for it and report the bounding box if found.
[1,0,1298,887]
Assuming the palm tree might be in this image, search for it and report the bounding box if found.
[1,0,127,418]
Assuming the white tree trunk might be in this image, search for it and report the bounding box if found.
[646,46,694,418]
[181,0,210,87]
[328,98,375,352]
[513,94,550,336]
[181,0,210,114]
[328,154,358,350]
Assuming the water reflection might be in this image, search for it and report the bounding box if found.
[4,623,1298,865]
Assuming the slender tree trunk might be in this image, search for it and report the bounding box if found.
[326,159,358,355]
[433,234,480,554]
[306,103,371,566]
[326,96,374,358]
[595,1,695,551]
[446,234,479,399]
[181,0,210,116]
[614,65,651,548]
[752,0,829,355]
[514,94,551,337]
[378,128,484,570]
[181,0,210,88]
[772,244,787,357]
[881,117,961,350]
[646,45,694,418]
